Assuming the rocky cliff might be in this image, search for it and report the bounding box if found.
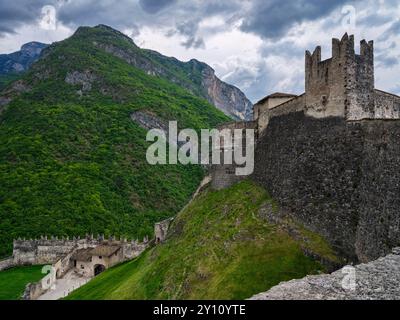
[195,60,253,120]
[74,25,253,120]
[1,25,252,120]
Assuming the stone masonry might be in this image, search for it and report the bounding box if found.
[254,33,400,137]
[12,235,149,267]
[250,248,400,300]
[211,34,400,263]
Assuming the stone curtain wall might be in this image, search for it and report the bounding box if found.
[253,111,400,262]
[13,238,78,265]
[355,120,400,261]
[0,257,14,271]
[373,90,400,119]
[12,236,149,266]
[269,95,305,118]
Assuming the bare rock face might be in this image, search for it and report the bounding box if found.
[89,25,252,120]
[250,248,400,300]
[0,80,31,113]
[197,61,253,120]
[10,80,31,93]
[130,110,168,132]
[65,70,97,93]
[0,96,11,108]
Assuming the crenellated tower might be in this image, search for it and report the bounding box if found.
[305,33,375,119]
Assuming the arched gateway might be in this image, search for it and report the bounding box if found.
[94,264,106,276]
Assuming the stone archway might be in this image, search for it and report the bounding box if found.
[94,264,106,276]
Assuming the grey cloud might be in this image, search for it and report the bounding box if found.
[379,20,400,41]
[221,57,304,103]
[357,13,393,28]
[240,0,351,39]
[175,20,205,49]
[182,37,205,49]
[0,0,53,36]
[260,41,304,59]
[376,52,399,68]
[389,84,400,96]
[138,0,177,14]
[56,0,143,31]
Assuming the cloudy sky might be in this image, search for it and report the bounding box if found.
[1,0,400,102]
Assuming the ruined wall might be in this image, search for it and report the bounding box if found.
[253,111,400,262]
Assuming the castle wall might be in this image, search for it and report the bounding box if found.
[12,237,149,267]
[0,257,14,271]
[75,260,93,277]
[254,96,301,134]
[303,35,380,120]
[155,218,173,243]
[253,111,400,262]
[346,41,375,120]
[211,121,257,190]
[13,238,78,265]
[269,95,306,118]
[305,43,346,119]
[122,240,148,259]
[254,96,295,120]
[373,90,400,119]
[22,281,48,300]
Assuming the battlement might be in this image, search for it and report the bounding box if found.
[11,234,150,266]
[306,34,373,67]
[251,33,400,138]
[305,33,375,120]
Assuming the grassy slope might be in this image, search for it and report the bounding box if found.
[0,26,229,257]
[67,180,338,300]
[0,265,44,300]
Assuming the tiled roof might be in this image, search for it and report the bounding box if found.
[90,245,121,257]
[71,245,121,261]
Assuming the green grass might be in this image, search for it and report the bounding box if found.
[0,25,230,258]
[0,265,44,300]
[67,180,338,300]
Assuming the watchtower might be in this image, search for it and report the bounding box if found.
[305,33,374,119]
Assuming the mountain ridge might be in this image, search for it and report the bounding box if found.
[1,25,253,120]
[0,42,48,74]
